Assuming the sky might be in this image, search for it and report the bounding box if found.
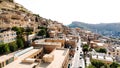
[14,0,120,25]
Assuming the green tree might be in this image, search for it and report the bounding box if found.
[82,44,89,67]
[95,48,107,53]
[25,27,33,47]
[91,59,107,68]
[37,29,46,36]
[0,44,5,54]
[25,27,33,35]
[17,38,24,48]
[82,44,89,54]
[9,42,17,52]
[87,64,96,68]
[110,62,120,68]
[12,27,19,31]
[4,44,10,53]
[38,26,47,30]
[12,27,24,35]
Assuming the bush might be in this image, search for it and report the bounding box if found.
[95,48,107,53]
[9,42,18,52]
[82,44,89,53]
[87,64,96,68]
[91,59,107,68]
[0,44,5,54]
[38,26,47,30]
[4,44,10,53]
[110,62,120,68]
[12,27,25,35]
[17,38,24,48]
[37,29,46,36]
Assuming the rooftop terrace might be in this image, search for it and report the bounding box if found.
[39,48,69,68]
[4,48,42,68]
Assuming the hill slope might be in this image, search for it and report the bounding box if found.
[69,21,120,38]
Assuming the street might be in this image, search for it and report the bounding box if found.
[71,37,85,68]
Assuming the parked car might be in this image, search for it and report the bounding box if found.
[77,47,79,50]
[68,64,70,68]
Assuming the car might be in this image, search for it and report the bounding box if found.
[77,47,79,50]
[80,52,82,53]
[79,66,82,68]
[68,64,70,68]
[80,54,82,56]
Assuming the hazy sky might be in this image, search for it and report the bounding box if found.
[14,0,120,25]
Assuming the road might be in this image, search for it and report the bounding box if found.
[71,37,85,68]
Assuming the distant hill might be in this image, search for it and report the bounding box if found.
[69,21,120,38]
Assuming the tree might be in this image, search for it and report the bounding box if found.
[9,42,17,52]
[82,44,89,66]
[12,27,19,31]
[25,27,33,47]
[3,44,10,53]
[82,44,89,54]
[25,27,33,35]
[110,62,120,68]
[17,38,24,48]
[38,26,47,30]
[87,64,96,68]
[12,27,25,35]
[91,59,107,68]
[0,44,5,54]
[95,48,107,53]
[37,29,46,36]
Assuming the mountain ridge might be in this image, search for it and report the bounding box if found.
[69,21,120,38]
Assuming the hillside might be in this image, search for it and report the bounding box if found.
[69,21,120,38]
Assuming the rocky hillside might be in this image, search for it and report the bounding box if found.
[69,21,120,38]
[0,0,69,35]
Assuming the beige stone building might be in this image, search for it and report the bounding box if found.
[107,45,120,56]
[0,46,44,68]
[47,22,64,38]
[40,48,69,68]
[2,45,69,68]
[90,41,107,48]
[91,53,113,64]
[0,30,16,43]
[32,38,65,53]
[65,35,79,57]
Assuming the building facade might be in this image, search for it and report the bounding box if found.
[0,30,17,44]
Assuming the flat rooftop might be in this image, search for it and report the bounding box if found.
[39,48,69,68]
[45,38,65,40]
[92,55,113,62]
[4,49,40,68]
[96,43,104,46]
[35,40,61,46]
[0,52,14,63]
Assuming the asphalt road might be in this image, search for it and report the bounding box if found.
[71,37,85,68]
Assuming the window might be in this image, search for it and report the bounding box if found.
[34,56,36,58]
[117,53,119,55]
[0,35,2,38]
[9,57,14,63]
[6,60,9,65]
[108,52,111,55]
